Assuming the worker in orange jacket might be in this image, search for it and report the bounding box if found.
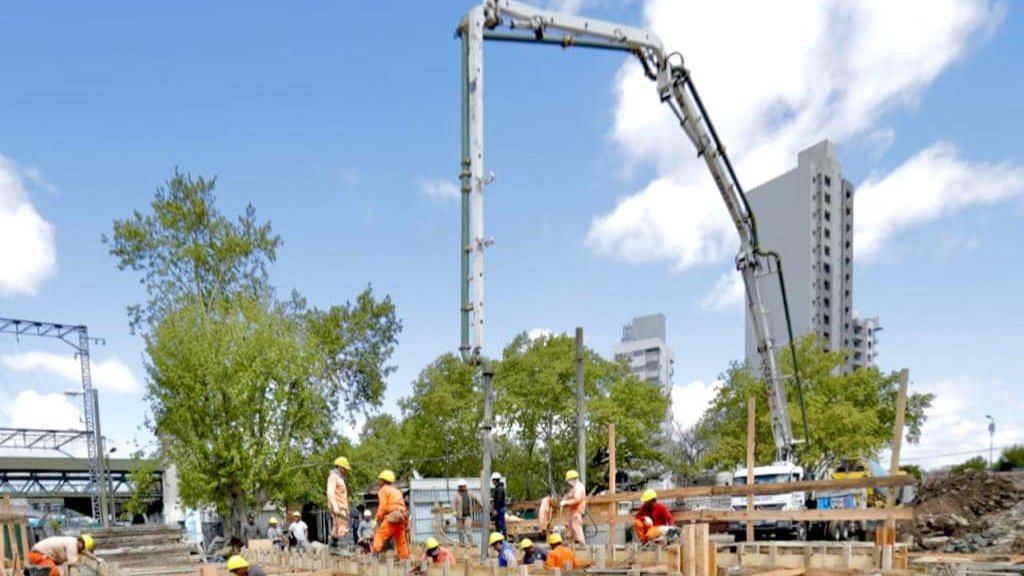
[633,489,675,544]
[544,533,577,571]
[560,469,587,545]
[372,470,409,559]
[29,535,97,576]
[327,456,351,550]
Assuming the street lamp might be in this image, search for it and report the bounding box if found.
[986,415,996,469]
[106,445,118,523]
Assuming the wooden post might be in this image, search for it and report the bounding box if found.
[746,397,756,543]
[607,422,617,557]
[886,368,909,532]
[694,524,709,576]
[682,524,696,576]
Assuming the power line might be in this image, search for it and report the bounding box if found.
[900,444,1014,462]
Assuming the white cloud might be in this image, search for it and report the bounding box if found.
[527,328,554,340]
[588,0,1006,272]
[898,377,1024,469]
[855,143,1024,260]
[701,271,744,312]
[419,178,460,202]
[0,389,84,430]
[0,351,144,394]
[0,154,57,296]
[671,379,721,430]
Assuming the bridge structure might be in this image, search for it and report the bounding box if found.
[0,456,163,518]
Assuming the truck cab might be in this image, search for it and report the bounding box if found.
[729,462,807,540]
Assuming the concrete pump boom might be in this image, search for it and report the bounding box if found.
[457,0,809,462]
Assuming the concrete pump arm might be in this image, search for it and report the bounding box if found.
[457,0,807,461]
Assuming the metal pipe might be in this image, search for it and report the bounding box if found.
[460,28,472,363]
[479,365,494,562]
[482,31,639,53]
[575,327,586,488]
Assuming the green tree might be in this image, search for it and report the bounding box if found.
[397,353,483,478]
[494,332,669,500]
[122,456,162,521]
[951,455,988,474]
[696,335,934,474]
[899,464,925,481]
[996,445,1024,471]
[108,172,401,536]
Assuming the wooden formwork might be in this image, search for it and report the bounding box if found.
[1,495,31,576]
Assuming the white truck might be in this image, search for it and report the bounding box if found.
[729,463,808,541]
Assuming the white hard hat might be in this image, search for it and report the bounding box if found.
[491,472,502,481]
[363,509,372,518]
[457,479,467,487]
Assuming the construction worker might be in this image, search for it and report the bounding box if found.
[373,470,409,559]
[266,518,286,550]
[491,472,507,537]
[451,479,482,546]
[29,534,97,576]
[537,490,556,539]
[357,509,375,553]
[212,536,243,560]
[519,538,547,566]
[560,469,587,545]
[488,532,516,568]
[633,489,675,544]
[421,537,456,565]
[240,514,260,546]
[327,456,352,551]
[288,511,310,550]
[227,555,267,576]
[544,533,577,571]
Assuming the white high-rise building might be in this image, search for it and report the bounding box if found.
[611,313,675,394]
[743,140,880,372]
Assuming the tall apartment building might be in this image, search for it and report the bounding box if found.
[611,313,675,394]
[743,140,880,372]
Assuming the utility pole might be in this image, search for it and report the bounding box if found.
[986,415,996,469]
[575,327,586,487]
[479,365,495,562]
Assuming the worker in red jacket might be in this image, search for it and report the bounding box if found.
[633,489,674,544]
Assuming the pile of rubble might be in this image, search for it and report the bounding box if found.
[912,470,1024,554]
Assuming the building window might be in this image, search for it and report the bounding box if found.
[846,189,851,199]
[824,246,831,257]
[824,210,831,222]
[823,314,830,325]
[824,279,831,290]
[824,228,831,239]
[825,175,832,187]
[824,263,832,274]
[845,240,850,250]
[845,257,851,266]
[825,193,831,204]
[824,297,830,308]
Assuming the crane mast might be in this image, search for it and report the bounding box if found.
[458,0,807,462]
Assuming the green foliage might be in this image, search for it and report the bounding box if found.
[696,335,934,474]
[122,456,162,520]
[952,455,989,474]
[899,464,924,481]
[995,445,1024,471]
[104,170,280,333]
[397,354,482,478]
[494,333,669,500]
[109,171,401,536]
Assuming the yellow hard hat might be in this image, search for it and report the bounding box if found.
[547,533,562,545]
[292,511,301,518]
[334,456,351,470]
[379,470,396,483]
[424,537,439,550]
[519,538,534,550]
[488,532,505,546]
[268,517,278,525]
[641,489,657,502]
[80,534,95,551]
[226,555,249,572]
[565,469,579,481]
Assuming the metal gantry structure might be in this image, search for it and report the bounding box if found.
[0,428,89,451]
[0,317,109,526]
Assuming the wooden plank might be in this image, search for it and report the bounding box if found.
[588,475,916,505]
[593,506,914,524]
[886,368,909,532]
[750,569,804,576]
[694,524,709,576]
[608,422,617,558]
[746,397,756,543]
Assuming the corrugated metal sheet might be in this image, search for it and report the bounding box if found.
[408,477,485,544]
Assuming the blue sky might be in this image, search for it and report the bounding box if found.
[0,0,1021,468]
